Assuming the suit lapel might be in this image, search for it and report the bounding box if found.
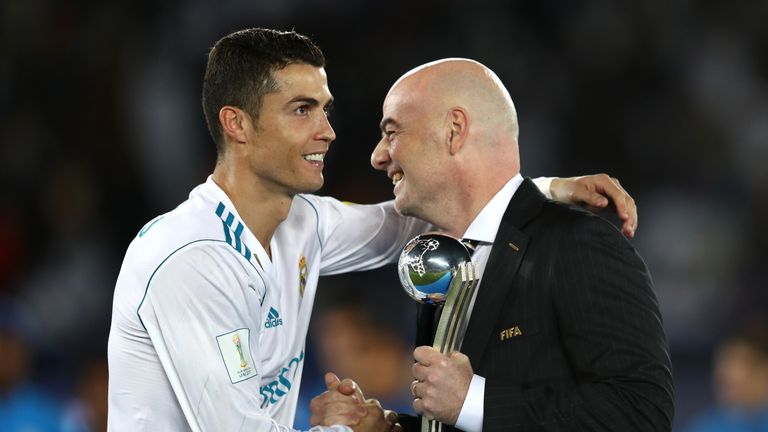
[461,178,546,367]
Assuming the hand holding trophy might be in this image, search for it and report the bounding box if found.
[398,233,479,432]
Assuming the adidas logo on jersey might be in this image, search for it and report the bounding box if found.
[264,307,284,328]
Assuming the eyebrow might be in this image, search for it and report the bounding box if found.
[287,96,334,108]
[379,117,400,132]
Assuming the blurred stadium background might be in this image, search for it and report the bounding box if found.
[1,0,767,430]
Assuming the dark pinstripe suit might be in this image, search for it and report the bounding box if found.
[404,178,674,431]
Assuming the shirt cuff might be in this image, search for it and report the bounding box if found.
[455,374,485,432]
[531,176,554,199]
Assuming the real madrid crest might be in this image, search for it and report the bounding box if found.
[298,255,307,297]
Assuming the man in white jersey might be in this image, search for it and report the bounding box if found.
[108,29,639,432]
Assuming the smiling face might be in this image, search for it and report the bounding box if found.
[245,63,336,196]
[370,82,448,221]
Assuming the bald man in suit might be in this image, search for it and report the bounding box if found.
[312,58,673,432]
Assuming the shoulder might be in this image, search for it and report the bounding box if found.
[290,193,352,219]
[287,194,393,232]
[538,199,625,240]
[119,194,253,287]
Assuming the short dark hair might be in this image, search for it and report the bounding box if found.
[202,28,325,154]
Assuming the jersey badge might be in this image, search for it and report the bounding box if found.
[216,329,256,384]
[298,255,308,298]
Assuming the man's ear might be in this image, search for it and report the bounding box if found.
[445,107,468,156]
[219,106,250,146]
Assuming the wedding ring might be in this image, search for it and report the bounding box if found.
[410,379,419,397]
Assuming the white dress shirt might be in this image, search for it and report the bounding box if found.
[454,174,550,432]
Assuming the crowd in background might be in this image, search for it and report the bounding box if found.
[1,1,767,430]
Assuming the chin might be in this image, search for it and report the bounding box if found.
[298,177,324,194]
[394,198,421,219]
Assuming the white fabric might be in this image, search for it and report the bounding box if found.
[530,176,554,200]
[455,375,485,432]
[455,174,525,432]
[107,176,430,432]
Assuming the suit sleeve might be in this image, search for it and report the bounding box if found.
[484,215,674,431]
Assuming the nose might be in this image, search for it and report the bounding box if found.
[318,113,336,143]
[370,137,391,171]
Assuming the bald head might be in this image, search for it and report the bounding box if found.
[371,58,522,236]
[388,58,519,142]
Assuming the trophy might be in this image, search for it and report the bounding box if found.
[398,233,479,432]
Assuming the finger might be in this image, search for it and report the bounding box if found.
[448,351,469,362]
[596,184,637,237]
[364,402,384,417]
[595,177,628,218]
[324,372,341,391]
[604,179,636,237]
[313,390,359,406]
[412,362,428,381]
[413,397,424,415]
[412,398,433,420]
[413,345,438,364]
[320,413,364,427]
[316,401,368,423]
[410,380,420,398]
[584,192,609,208]
[620,199,637,238]
[310,393,357,424]
[310,398,362,426]
[410,379,419,397]
[338,378,365,401]
[588,176,623,209]
[384,409,399,425]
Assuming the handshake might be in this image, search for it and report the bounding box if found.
[310,372,402,432]
[310,346,475,432]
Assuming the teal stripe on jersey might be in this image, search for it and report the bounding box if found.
[214,201,254,264]
[233,222,244,255]
[215,203,233,245]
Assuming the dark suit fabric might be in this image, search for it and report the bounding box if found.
[406,178,673,432]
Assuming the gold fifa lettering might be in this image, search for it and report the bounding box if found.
[500,326,523,341]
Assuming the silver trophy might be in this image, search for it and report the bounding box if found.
[398,233,479,432]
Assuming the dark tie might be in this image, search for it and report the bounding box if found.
[415,239,480,347]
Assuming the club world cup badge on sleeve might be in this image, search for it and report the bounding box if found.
[217,329,256,384]
[298,255,307,297]
[397,233,472,304]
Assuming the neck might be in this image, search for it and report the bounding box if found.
[212,160,293,255]
[434,169,517,238]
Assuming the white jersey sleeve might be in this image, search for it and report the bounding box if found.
[292,196,432,276]
[136,242,348,432]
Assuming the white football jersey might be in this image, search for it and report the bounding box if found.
[107,176,430,431]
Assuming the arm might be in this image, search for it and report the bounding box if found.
[483,216,673,431]
[139,245,349,432]
[303,196,432,275]
[312,171,636,275]
[537,174,638,238]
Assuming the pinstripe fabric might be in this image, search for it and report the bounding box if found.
[405,178,673,432]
